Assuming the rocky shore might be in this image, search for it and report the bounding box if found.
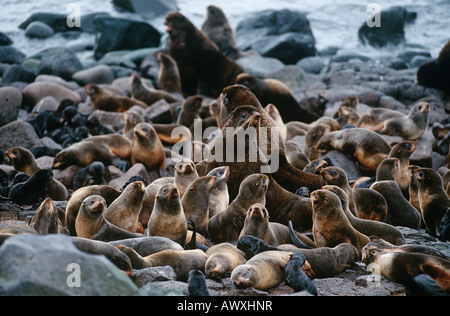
[0,2,449,297]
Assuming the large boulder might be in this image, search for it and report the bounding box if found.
[93,16,161,60]
[236,9,316,65]
[112,0,177,19]
[0,32,13,46]
[358,6,417,48]
[25,21,55,39]
[0,120,41,152]
[0,47,26,65]
[37,47,84,81]
[0,234,139,296]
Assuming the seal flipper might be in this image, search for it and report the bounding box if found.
[412,274,446,296]
[185,216,209,252]
[289,220,310,249]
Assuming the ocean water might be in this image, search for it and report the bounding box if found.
[1,0,449,60]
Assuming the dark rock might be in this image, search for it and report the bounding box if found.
[112,0,177,19]
[0,33,13,46]
[93,16,161,60]
[330,53,372,63]
[296,56,328,74]
[1,65,36,84]
[19,13,71,33]
[358,6,417,47]
[236,55,285,78]
[236,9,316,64]
[37,47,84,81]
[0,87,22,127]
[0,120,42,152]
[143,99,175,124]
[0,47,26,65]
[25,21,55,39]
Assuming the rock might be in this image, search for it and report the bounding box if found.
[143,99,175,124]
[0,32,13,46]
[296,56,328,74]
[72,65,114,85]
[108,163,150,190]
[112,0,177,19]
[236,55,285,78]
[37,47,84,81]
[236,9,316,64]
[132,266,177,288]
[313,276,405,296]
[1,65,36,84]
[19,13,74,33]
[0,120,41,152]
[0,87,23,127]
[0,47,26,65]
[23,81,82,106]
[35,74,80,91]
[266,65,307,90]
[0,234,139,296]
[88,110,125,131]
[358,6,417,47]
[24,21,55,39]
[31,96,59,113]
[330,53,372,63]
[93,16,161,60]
[139,280,187,296]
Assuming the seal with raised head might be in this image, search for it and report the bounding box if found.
[131,122,165,171]
[85,84,148,112]
[157,52,183,96]
[205,242,246,280]
[388,141,416,198]
[29,197,68,235]
[131,73,181,105]
[75,195,144,242]
[174,159,199,197]
[417,40,450,93]
[177,95,203,128]
[206,166,230,218]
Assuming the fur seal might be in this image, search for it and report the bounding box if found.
[304,124,332,161]
[85,84,148,112]
[108,236,184,256]
[7,169,53,206]
[103,181,146,234]
[29,197,68,235]
[131,122,165,171]
[316,128,392,175]
[417,40,450,93]
[181,175,217,236]
[205,242,247,280]
[174,159,199,197]
[177,95,203,128]
[370,180,422,229]
[117,245,207,281]
[362,245,450,296]
[439,209,450,242]
[389,141,416,198]
[265,104,287,141]
[236,235,280,259]
[284,252,318,295]
[157,52,183,96]
[131,73,181,105]
[322,185,406,245]
[206,166,230,218]
[208,174,269,243]
[75,195,144,242]
[311,189,370,253]
[235,73,319,123]
[321,166,388,221]
[165,11,244,97]
[147,184,187,246]
[6,147,68,201]
[72,161,108,190]
[414,168,450,238]
[188,270,210,296]
[408,165,421,211]
[239,203,316,248]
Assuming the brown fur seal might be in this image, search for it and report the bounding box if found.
[206,166,230,218]
[131,122,165,171]
[231,250,291,291]
[389,141,416,198]
[321,166,388,221]
[370,180,422,229]
[6,147,68,201]
[304,124,332,161]
[174,159,199,197]
[138,178,174,228]
[362,244,450,296]
[316,128,392,175]
[303,159,328,175]
[177,95,203,128]
[75,195,144,241]
[29,197,68,235]
[235,73,319,123]
[205,242,246,280]
[165,11,244,98]
[265,104,287,140]
[181,175,217,236]
[408,165,421,211]
[147,184,187,246]
[131,73,181,105]
[417,40,450,93]
[117,245,207,281]
[103,181,146,234]
[65,185,122,236]
[201,5,239,60]
[414,168,450,238]
[322,185,406,245]
[209,100,227,129]
[311,189,370,253]
[208,174,269,243]
[376,158,400,182]
[157,52,183,96]
[85,84,148,112]
[239,203,316,248]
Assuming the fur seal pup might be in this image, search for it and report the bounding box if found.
[85,84,148,112]
[205,242,247,280]
[284,252,318,295]
[321,166,388,221]
[174,159,199,197]
[316,128,391,175]
[131,73,181,105]
[414,168,450,238]
[201,5,239,60]
[389,141,416,198]
[71,161,108,190]
[29,197,68,235]
[157,52,183,96]
[323,185,406,245]
[6,147,68,201]
[417,40,450,93]
[362,245,450,296]
[239,203,316,248]
[231,250,292,291]
[103,181,146,234]
[311,189,370,253]
[206,166,230,218]
[131,123,165,171]
[117,245,207,281]
[235,73,319,123]
[177,95,203,128]
[147,184,187,246]
[370,180,422,229]
[236,235,280,259]
[439,209,450,242]
[188,270,210,296]
[165,11,244,97]
[75,195,144,242]
[208,174,269,243]
[181,175,217,236]
[7,169,53,206]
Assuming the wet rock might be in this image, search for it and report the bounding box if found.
[25,21,55,39]
[0,47,26,65]
[1,65,36,84]
[0,120,41,152]
[112,0,178,19]
[296,56,328,74]
[236,55,285,78]
[37,47,84,81]
[19,13,70,33]
[0,86,22,127]
[0,32,13,46]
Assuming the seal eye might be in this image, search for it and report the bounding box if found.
[241,113,249,120]
[418,171,424,179]
[405,143,411,150]
[328,170,335,176]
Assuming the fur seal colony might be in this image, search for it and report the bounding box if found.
[0,6,449,297]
